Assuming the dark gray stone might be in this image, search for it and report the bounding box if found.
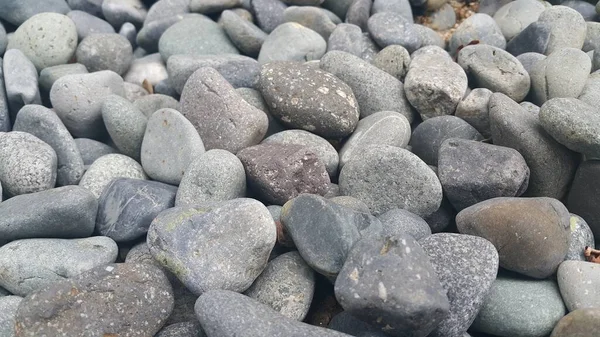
[449,13,505,56]
[345,0,371,31]
[568,161,600,238]
[456,197,570,279]
[101,95,148,160]
[281,194,382,278]
[259,61,359,138]
[377,208,432,240]
[489,93,578,199]
[0,186,97,241]
[38,63,89,93]
[251,0,287,33]
[74,138,118,167]
[137,13,197,53]
[327,24,380,63]
[558,260,600,311]
[584,22,600,53]
[238,144,331,205]
[550,308,600,337]
[221,10,267,57]
[419,233,499,337]
[328,311,388,337]
[97,178,177,242]
[14,263,173,337]
[367,12,420,53]
[0,0,70,26]
[79,154,147,198]
[156,322,205,337]
[102,0,148,28]
[506,21,552,57]
[3,49,41,120]
[335,235,449,337]
[67,10,115,40]
[147,199,276,295]
[562,0,597,21]
[258,22,327,64]
[493,0,546,41]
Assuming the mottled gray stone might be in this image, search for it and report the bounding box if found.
[0,186,97,241]
[67,10,115,40]
[283,6,336,40]
[145,0,191,24]
[584,22,600,53]
[413,24,445,49]
[251,0,288,33]
[190,0,241,13]
[79,153,147,198]
[221,10,267,57]
[321,51,414,122]
[373,45,410,80]
[38,63,89,93]
[419,233,499,337]
[14,263,173,337]
[101,95,148,160]
[156,322,205,337]
[536,6,586,55]
[0,0,70,26]
[568,161,600,238]
[258,22,327,64]
[449,13,506,56]
[516,52,546,77]
[0,296,22,337]
[237,87,286,137]
[0,237,118,296]
[13,105,85,186]
[147,199,276,295]
[74,138,118,167]
[328,311,388,337]
[3,49,41,120]
[339,145,442,217]
[471,274,566,337]
[367,12,420,53]
[133,94,179,118]
[455,88,493,138]
[429,3,456,31]
[76,33,133,75]
[582,72,600,108]
[377,208,432,240]
[493,0,546,41]
[0,60,8,133]
[327,24,380,62]
[180,67,268,153]
[372,0,413,21]
[102,0,148,28]
[558,260,600,312]
[550,308,600,337]
[137,13,196,53]
[345,0,371,31]
[489,93,578,199]
[565,214,595,262]
[176,149,246,206]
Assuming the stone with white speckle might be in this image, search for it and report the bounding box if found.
[565,214,595,262]
[79,153,148,198]
[557,260,600,312]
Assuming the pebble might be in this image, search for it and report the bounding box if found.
[516,52,546,76]
[326,23,380,62]
[238,144,330,205]
[0,237,118,296]
[536,5,586,55]
[339,145,442,217]
[262,130,339,178]
[429,3,456,31]
[120,22,137,48]
[284,6,336,40]
[367,12,420,53]
[101,95,148,160]
[328,311,388,337]
[67,10,115,40]
[489,93,578,199]
[14,263,173,337]
[133,94,180,118]
[76,33,133,75]
[6,13,77,71]
[258,22,327,63]
[530,48,591,105]
[456,197,570,279]
[0,186,97,241]
[137,13,194,53]
[245,251,315,321]
[50,70,125,139]
[79,153,148,198]
[102,0,148,28]
[156,322,205,337]
[0,296,22,337]
[470,273,566,337]
[141,108,205,185]
[147,199,276,295]
[329,196,371,214]
[566,0,598,21]
[449,13,506,56]
[584,22,600,53]
[455,88,493,137]
[3,49,42,119]
[159,16,239,62]
[568,161,600,238]
[411,115,484,166]
[457,44,530,102]
[180,67,268,154]
[259,61,359,138]
[339,111,411,169]
[0,131,57,197]
[557,260,600,312]
[372,0,413,21]
[196,290,352,337]
[38,63,89,93]
[505,20,552,56]
[438,139,530,211]
[189,0,241,13]
[74,138,118,167]
[404,47,468,119]
[420,233,499,337]
[373,45,411,80]
[550,308,600,337]
[321,51,414,121]
[493,0,547,41]
[176,149,247,206]
[96,178,177,242]
[377,208,432,240]
[67,0,104,17]
[335,235,449,337]
[221,10,268,57]
[345,0,371,31]
[0,62,8,133]
[413,24,445,49]
[251,0,287,33]
[125,54,168,87]
[565,214,595,262]
[237,87,286,136]
[0,0,70,26]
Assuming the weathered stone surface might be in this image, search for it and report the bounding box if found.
[377,208,432,240]
[558,260,600,311]
[455,88,493,138]
[79,154,148,198]
[258,22,327,64]
[327,23,380,63]
[76,33,133,75]
[550,308,600,337]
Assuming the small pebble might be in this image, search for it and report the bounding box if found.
[3,49,42,119]
[67,10,115,40]
[76,33,133,75]
[101,95,148,160]
[258,22,327,64]
[79,153,148,198]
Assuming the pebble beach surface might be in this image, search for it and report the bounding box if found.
[0,0,599,336]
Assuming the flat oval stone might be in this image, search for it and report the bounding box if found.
[321,51,414,122]
[196,290,352,337]
[470,273,566,337]
[258,22,327,64]
[50,70,125,139]
[0,0,70,26]
[456,197,570,278]
[493,0,546,41]
[76,33,133,76]
[557,260,600,311]
[489,93,578,199]
[335,235,449,337]
[14,263,173,337]
[7,13,77,71]
[550,308,600,337]
[147,198,276,295]
[221,10,267,57]
[79,153,148,198]
[250,0,287,34]
[339,145,442,217]
[536,5,586,55]
[565,214,595,262]
[159,16,239,62]
[141,108,205,185]
[38,63,89,93]
[97,178,177,242]
[376,208,432,240]
[101,95,148,160]
[367,12,420,53]
[449,13,506,56]
[259,62,359,139]
[455,88,493,137]
[458,44,530,102]
[3,49,41,119]
[67,10,115,40]
[180,67,268,154]
[438,139,530,211]
[0,237,118,296]
[284,6,336,40]
[176,149,246,206]
[133,94,180,117]
[419,233,499,337]
[339,111,411,169]
[102,0,148,28]
[237,144,331,205]
[0,131,56,197]
[74,138,118,167]
[13,105,85,186]
[245,251,315,321]
[0,186,97,241]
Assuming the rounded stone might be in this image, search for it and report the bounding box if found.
[376,208,432,240]
[258,23,327,64]
[339,145,443,217]
[7,13,77,71]
[38,63,89,93]
[133,94,180,118]
[373,45,411,80]
[250,0,287,33]
[141,108,205,185]
[428,3,456,31]
[345,0,371,31]
[557,260,600,311]
[493,0,546,41]
[327,23,380,63]
[3,49,42,120]
[565,214,595,262]
[536,5,586,55]
[102,0,148,28]
[550,309,600,337]
[329,196,371,214]
[74,138,118,167]
[516,52,546,76]
[176,149,246,206]
[367,12,420,53]
[79,153,147,198]
[124,53,168,87]
[455,88,493,138]
[67,10,115,41]
[156,322,205,337]
[449,13,506,56]
[101,95,147,160]
[0,0,70,26]
[221,10,267,57]
[76,33,133,75]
